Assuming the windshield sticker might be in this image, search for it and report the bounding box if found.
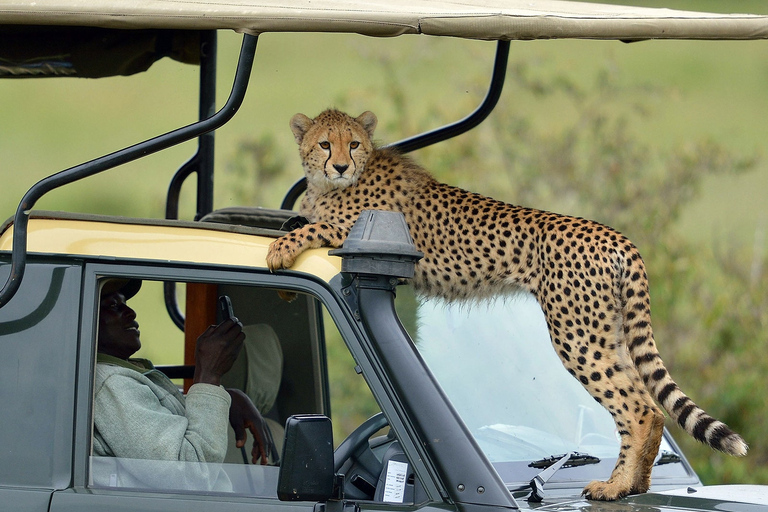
[382,460,408,503]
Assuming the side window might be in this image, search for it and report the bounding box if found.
[88,275,388,499]
[323,306,381,444]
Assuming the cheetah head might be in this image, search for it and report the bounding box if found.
[290,109,377,192]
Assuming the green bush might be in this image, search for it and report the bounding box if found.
[226,42,766,484]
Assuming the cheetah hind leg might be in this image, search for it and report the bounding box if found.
[582,404,664,501]
[581,397,665,500]
[631,407,665,494]
[537,316,664,497]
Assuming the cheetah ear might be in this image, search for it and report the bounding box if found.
[290,113,314,145]
[355,111,377,139]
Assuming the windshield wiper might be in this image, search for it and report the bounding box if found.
[654,450,682,466]
[528,451,601,470]
[521,452,601,502]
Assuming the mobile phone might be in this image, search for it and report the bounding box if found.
[218,295,235,322]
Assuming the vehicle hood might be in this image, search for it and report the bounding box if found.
[524,485,768,511]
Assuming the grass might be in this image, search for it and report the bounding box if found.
[1,20,766,364]
[1,5,766,348]
[2,25,766,242]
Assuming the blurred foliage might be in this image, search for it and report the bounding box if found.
[225,134,291,206]
[323,308,381,445]
[226,40,767,484]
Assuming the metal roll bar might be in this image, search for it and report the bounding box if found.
[164,30,218,330]
[280,40,510,210]
[0,32,259,308]
[166,30,218,223]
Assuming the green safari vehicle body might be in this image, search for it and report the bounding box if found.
[1,2,767,512]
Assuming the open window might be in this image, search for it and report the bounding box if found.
[88,274,392,499]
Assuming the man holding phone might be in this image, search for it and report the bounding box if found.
[93,278,273,466]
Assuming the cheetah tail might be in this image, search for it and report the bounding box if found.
[623,261,748,457]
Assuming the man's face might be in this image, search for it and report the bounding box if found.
[98,291,141,359]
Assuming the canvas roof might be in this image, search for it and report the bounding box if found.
[1,0,767,41]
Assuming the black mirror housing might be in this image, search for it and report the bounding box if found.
[278,414,335,502]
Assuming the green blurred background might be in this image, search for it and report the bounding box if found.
[1,0,767,485]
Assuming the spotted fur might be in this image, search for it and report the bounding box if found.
[267,109,747,500]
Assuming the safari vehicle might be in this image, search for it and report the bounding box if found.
[1,1,768,511]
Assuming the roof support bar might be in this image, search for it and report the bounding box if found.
[279,40,510,210]
[166,30,218,223]
[164,30,218,330]
[387,40,510,153]
[0,32,259,308]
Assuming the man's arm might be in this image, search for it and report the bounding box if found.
[93,367,231,462]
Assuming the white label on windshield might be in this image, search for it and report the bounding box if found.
[382,460,408,503]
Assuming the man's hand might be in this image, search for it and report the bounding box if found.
[226,388,274,465]
[193,318,245,386]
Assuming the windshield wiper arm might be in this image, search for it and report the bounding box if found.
[526,452,601,502]
[528,451,601,469]
[654,450,682,466]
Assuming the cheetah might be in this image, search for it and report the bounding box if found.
[266,109,747,501]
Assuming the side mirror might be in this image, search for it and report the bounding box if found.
[277,414,335,502]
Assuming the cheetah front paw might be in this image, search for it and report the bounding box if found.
[582,479,632,501]
[266,239,299,271]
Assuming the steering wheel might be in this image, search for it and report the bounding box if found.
[334,412,389,473]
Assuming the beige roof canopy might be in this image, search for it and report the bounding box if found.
[0,0,767,41]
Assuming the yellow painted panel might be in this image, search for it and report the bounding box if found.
[0,219,341,283]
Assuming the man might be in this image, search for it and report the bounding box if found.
[92,278,272,465]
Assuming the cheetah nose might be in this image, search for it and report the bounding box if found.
[333,164,349,174]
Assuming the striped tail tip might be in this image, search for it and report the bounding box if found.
[720,434,748,457]
[695,420,748,457]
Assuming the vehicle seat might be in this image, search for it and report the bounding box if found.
[221,323,285,465]
[201,206,302,231]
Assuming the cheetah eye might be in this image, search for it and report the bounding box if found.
[350,141,360,149]
[319,141,330,150]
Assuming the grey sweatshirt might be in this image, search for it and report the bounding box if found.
[92,354,231,463]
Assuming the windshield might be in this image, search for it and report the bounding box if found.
[396,288,694,488]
